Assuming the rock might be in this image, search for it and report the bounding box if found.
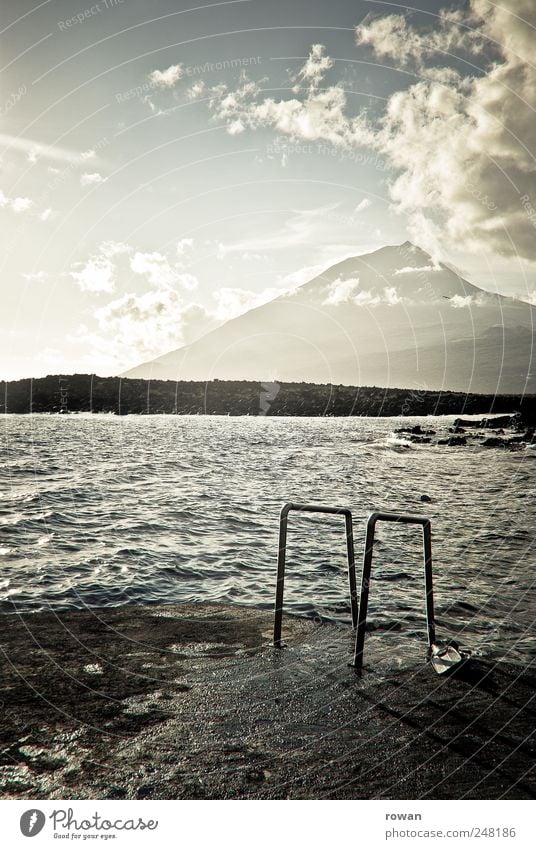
[453,416,515,429]
[453,418,483,429]
[420,495,432,502]
[482,436,523,449]
[481,415,516,428]
[105,785,127,799]
[438,436,467,446]
[395,425,436,436]
[136,783,158,799]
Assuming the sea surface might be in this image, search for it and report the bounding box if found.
[1,413,535,667]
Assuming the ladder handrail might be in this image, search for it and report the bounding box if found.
[352,511,436,672]
[273,502,358,647]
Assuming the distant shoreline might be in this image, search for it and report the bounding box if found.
[2,373,535,419]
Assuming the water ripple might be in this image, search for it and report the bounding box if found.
[0,413,534,666]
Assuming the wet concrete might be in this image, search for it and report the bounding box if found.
[0,603,534,799]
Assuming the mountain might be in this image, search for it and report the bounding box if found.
[123,242,535,393]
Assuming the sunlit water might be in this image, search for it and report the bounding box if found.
[1,413,535,666]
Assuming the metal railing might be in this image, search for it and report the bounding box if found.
[273,502,358,648]
[272,505,437,673]
[352,511,435,673]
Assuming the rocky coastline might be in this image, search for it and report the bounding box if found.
[394,413,535,451]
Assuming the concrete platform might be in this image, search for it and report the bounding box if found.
[0,603,534,799]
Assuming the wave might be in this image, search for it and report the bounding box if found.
[0,413,533,667]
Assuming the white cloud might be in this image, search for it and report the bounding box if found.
[238,251,268,262]
[187,79,205,100]
[21,270,50,283]
[324,277,361,305]
[10,196,33,213]
[69,242,198,298]
[450,294,474,308]
[82,281,284,374]
[69,240,132,294]
[39,207,54,222]
[93,289,213,363]
[70,256,115,294]
[201,2,536,262]
[0,133,100,165]
[176,237,194,256]
[227,119,245,135]
[354,290,381,306]
[355,9,486,67]
[323,276,403,307]
[361,1,536,261]
[383,286,401,305]
[298,43,334,85]
[68,243,130,294]
[143,95,157,113]
[449,293,488,308]
[395,265,437,275]
[80,172,106,187]
[207,50,373,148]
[0,189,34,213]
[100,240,131,258]
[149,64,183,88]
[130,251,174,286]
[355,198,371,213]
[130,251,198,290]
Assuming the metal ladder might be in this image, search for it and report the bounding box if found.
[273,502,358,648]
[273,503,436,672]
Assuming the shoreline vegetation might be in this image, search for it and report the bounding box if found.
[1,374,535,420]
[0,603,534,800]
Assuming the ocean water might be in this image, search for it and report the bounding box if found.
[1,413,535,666]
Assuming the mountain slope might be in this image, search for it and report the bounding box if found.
[124,242,535,393]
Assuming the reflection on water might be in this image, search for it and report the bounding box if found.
[1,413,534,665]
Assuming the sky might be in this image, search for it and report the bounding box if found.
[1,0,535,379]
